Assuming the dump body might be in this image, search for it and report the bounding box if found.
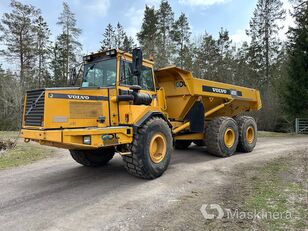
[155,66,261,122]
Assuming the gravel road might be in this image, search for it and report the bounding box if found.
[0,136,307,231]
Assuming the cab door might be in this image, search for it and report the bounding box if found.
[117,58,160,125]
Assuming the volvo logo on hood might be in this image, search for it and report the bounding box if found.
[48,93,108,101]
[68,94,90,100]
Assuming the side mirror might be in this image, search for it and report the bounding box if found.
[132,48,143,85]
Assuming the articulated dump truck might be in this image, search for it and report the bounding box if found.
[21,48,262,179]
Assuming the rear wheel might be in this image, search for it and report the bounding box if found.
[174,140,191,149]
[235,116,257,152]
[122,117,173,179]
[69,148,115,167]
[205,116,239,157]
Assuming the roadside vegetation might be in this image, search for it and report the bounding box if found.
[244,153,307,230]
[0,131,56,170]
[206,151,308,230]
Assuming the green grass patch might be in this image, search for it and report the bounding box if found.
[257,131,294,137]
[0,131,19,139]
[244,154,307,230]
[0,142,55,170]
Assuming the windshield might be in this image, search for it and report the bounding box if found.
[82,59,116,87]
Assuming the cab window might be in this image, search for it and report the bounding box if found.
[82,58,116,87]
[120,60,155,91]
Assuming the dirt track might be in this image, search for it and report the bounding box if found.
[0,136,307,231]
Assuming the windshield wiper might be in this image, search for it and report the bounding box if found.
[84,63,96,79]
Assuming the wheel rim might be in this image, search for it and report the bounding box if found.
[149,133,167,164]
[246,126,255,144]
[224,128,235,148]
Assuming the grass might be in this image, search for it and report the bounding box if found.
[0,131,19,139]
[0,131,56,170]
[244,153,307,230]
[257,131,295,137]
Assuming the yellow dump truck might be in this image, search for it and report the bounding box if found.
[21,48,262,179]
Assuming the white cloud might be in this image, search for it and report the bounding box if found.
[84,0,110,17]
[230,29,250,44]
[178,0,229,7]
[125,6,144,41]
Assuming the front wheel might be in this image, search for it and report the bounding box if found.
[122,117,173,179]
[69,148,115,167]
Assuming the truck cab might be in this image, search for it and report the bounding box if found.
[21,49,166,150]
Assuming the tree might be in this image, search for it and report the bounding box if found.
[193,33,220,80]
[156,0,174,67]
[33,15,51,88]
[282,0,308,119]
[56,2,82,85]
[172,12,191,69]
[137,5,159,59]
[216,28,235,83]
[100,22,133,51]
[101,23,115,50]
[0,0,40,89]
[246,0,286,86]
[114,22,126,49]
[122,35,135,52]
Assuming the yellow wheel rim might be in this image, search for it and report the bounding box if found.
[149,133,167,164]
[246,126,255,144]
[224,128,235,148]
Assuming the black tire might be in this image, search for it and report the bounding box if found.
[193,140,206,147]
[205,116,239,157]
[174,140,191,149]
[235,116,257,152]
[122,117,173,179]
[69,148,115,167]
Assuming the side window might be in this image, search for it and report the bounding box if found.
[140,66,155,91]
[120,60,155,91]
[120,61,134,85]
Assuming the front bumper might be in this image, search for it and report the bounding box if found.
[20,126,133,149]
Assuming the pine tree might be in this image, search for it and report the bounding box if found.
[114,22,126,49]
[137,5,158,59]
[156,0,174,67]
[172,12,191,69]
[247,0,286,86]
[101,24,115,50]
[0,0,40,89]
[216,28,235,83]
[194,33,220,80]
[33,15,51,88]
[56,2,82,85]
[282,0,308,118]
[100,22,133,51]
[122,35,135,52]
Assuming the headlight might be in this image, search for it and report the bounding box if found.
[83,136,91,145]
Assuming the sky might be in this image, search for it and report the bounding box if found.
[0,0,294,54]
